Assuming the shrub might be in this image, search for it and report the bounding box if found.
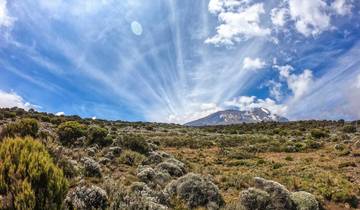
[310,129,328,139]
[164,173,225,209]
[290,191,319,210]
[57,121,86,145]
[342,125,357,133]
[64,185,108,210]
[0,137,68,209]
[285,156,294,161]
[120,134,150,154]
[2,118,39,138]
[118,150,145,166]
[306,140,322,149]
[87,126,110,146]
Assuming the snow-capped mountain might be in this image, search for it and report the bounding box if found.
[185,108,288,126]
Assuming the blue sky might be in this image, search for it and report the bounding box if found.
[0,0,359,123]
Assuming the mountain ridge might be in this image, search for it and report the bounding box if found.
[185,107,288,126]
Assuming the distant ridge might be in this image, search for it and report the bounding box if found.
[185,108,288,126]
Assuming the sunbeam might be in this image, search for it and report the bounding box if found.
[0,0,359,123]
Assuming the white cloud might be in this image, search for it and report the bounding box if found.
[167,102,222,124]
[92,116,97,120]
[55,112,65,116]
[224,96,288,115]
[286,69,313,100]
[356,74,360,89]
[0,0,14,28]
[206,1,270,45]
[267,80,283,101]
[274,65,314,101]
[331,0,353,16]
[0,90,35,110]
[289,0,331,36]
[243,57,266,70]
[271,7,288,27]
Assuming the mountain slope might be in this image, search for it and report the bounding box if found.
[185,108,288,126]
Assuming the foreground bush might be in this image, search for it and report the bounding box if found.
[57,121,86,145]
[165,173,225,209]
[1,118,39,138]
[0,137,68,209]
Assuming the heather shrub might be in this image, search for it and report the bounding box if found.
[342,125,357,133]
[120,134,150,154]
[57,121,86,145]
[310,129,328,139]
[0,137,68,209]
[2,118,39,138]
[118,150,145,166]
[165,173,225,209]
[87,126,110,146]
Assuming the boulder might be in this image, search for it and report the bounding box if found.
[164,173,225,210]
[64,185,108,210]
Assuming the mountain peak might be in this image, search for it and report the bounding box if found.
[185,108,288,126]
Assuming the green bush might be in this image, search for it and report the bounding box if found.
[120,134,150,154]
[57,121,86,145]
[310,129,328,139]
[118,150,145,166]
[342,125,357,133]
[87,126,110,146]
[0,137,68,209]
[2,118,39,138]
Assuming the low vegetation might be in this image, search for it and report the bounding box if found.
[0,107,359,209]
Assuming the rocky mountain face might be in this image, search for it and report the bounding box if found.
[185,108,288,126]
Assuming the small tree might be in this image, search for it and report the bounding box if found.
[57,121,86,145]
[0,137,68,209]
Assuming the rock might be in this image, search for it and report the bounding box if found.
[155,158,186,177]
[254,177,294,210]
[64,185,108,210]
[82,157,102,177]
[164,173,225,210]
[290,191,319,210]
[238,188,271,210]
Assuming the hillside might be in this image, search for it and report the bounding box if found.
[0,107,359,210]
